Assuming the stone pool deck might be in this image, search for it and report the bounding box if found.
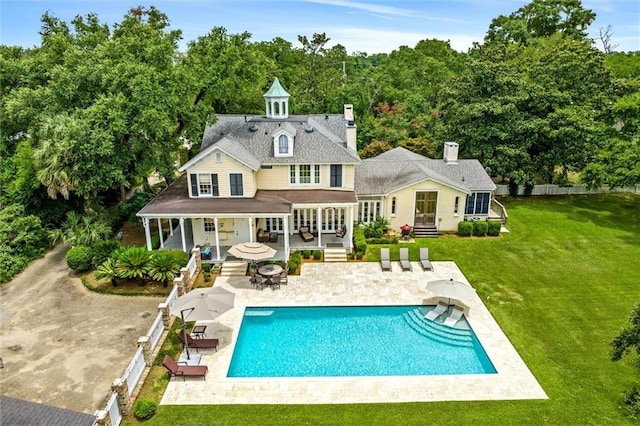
[160,261,547,405]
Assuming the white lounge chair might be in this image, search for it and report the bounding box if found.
[425,301,448,320]
[419,248,433,271]
[443,305,465,327]
[380,248,392,271]
[399,248,412,271]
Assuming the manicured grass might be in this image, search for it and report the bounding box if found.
[130,194,640,425]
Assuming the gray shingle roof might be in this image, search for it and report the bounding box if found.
[0,395,96,426]
[180,114,360,172]
[355,147,496,195]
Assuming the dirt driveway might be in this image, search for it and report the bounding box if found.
[0,245,163,414]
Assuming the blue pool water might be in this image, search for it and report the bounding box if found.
[227,306,496,378]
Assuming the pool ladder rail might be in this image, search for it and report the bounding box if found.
[403,309,474,348]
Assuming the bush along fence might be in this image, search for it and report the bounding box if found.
[93,248,202,426]
[495,183,640,197]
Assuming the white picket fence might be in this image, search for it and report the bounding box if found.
[495,184,640,196]
[93,253,195,425]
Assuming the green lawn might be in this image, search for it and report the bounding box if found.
[135,194,640,425]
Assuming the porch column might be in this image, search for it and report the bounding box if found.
[169,218,174,236]
[179,218,187,253]
[348,205,355,250]
[283,214,290,258]
[157,218,164,249]
[214,217,221,260]
[316,207,322,248]
[248,217,253,243]
[143,217,152,251]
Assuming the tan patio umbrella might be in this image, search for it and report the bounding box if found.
[170,286,235,359]
[425,278,477,306]
[228,241,276,261]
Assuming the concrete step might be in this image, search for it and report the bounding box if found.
[220,261,248,277]
[323,248,347,262]
[413,226,439,238]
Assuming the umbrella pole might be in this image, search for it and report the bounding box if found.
[180,310,190,360]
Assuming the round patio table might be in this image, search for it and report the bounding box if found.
[257,264,283,277]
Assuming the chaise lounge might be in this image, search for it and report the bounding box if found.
[162,355,208,381]
[380,248,392,271]
[419,247,433,271]
[399,247,412,271]
[299,226,314,242]
[443,305,465,327]
[178,329,219,352]
[425,300,449,320]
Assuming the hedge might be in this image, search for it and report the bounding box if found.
[472,221,488,236]
[66,246,93,272]
[457,221,473,236]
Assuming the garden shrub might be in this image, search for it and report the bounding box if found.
[287,251,301,273]
[202,263,211,273]
[91,240,121,267]
[353,227,367,259]
[133,398,157,420]
[302,249,311,259]
[312,250,322,260]
[0,249,28,283]
[472,221,488,236]
[362,216,388,239]
[487,221,502,236]
[163,249,189,268]
[204,272,212,282]
[457,221,473,236]
[66,246,93,272]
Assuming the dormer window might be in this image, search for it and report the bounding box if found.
[278,135,289,154]
[273,128,294,157]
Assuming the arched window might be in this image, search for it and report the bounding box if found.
[278,135,288,154]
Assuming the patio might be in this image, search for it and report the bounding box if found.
[160,261,547,405]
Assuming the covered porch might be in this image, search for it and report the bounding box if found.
[158,218,351,262]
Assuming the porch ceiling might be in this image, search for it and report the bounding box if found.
[137,174,357,217]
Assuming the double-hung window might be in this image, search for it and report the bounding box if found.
[229,173,243,196]
[190,173,218,197]
[289,165,320,185]
[330,165,342,188]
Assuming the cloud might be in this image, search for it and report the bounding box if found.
[305,0,462,22]
[324,27,481,54]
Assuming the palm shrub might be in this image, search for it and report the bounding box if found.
[116,247,152,285]
[149,251,180,287]
[91,240,121,267]
[95,258,119,287]
[49,211,112,246]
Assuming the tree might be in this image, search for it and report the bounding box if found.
[48,211,111,246]
[95,258,119,287]
[116,246,152,285]
[485,0,596,46]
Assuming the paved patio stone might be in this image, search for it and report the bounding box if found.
[161,261,547,405]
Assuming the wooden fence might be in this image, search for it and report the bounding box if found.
[495,184,640,196]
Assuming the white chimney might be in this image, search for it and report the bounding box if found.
[344,104,357,151]
[443,142,459,164]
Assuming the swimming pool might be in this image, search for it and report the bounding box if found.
[228,306,496,378]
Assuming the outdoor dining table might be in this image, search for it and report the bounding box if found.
[257,264,283,278]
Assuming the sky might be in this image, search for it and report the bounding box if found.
[1,0,639,54]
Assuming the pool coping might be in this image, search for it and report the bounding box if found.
[160,261,548,405]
